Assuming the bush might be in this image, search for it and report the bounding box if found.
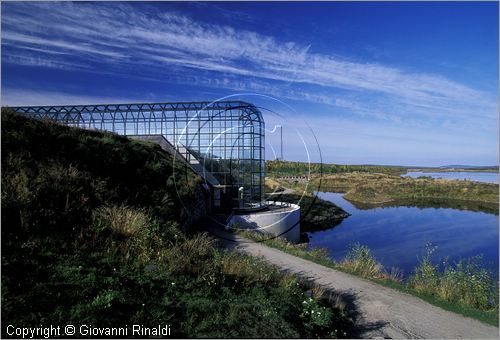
[409,246,498,311]
[408,244,440,294]
[300,297,335,337]
[93,205,151,237]
[338,243,384,279]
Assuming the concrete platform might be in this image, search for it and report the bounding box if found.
[228,201,300,242]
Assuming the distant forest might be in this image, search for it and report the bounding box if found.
[265,160,499,177]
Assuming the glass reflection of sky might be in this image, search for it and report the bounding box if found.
[308,192,499,278]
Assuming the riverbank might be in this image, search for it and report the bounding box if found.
[238,230,499,327]
[408,167,499,173]
[222,229,499,337]
[266,160,405,176]
[262,171,499,326]
[265,177,351,232]
[265,160,498,176]
[310,191,499,279]
[272,172,499,214]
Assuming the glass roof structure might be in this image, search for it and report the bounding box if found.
[11,101,265,210]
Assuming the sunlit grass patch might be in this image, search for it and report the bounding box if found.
[337,243,383,278]
[93,204,151,237]
[238,230,334,267]
[240,230,499,325]
[408,245,498,311]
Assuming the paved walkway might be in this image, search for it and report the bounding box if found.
[208,227,499,339]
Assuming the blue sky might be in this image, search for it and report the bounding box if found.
[1,1,498,166]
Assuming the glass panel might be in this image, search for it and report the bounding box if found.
[14,102,266,209]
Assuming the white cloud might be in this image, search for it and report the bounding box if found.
[1,1,498,129]
[2,32,126,59]
[1,88,157,106]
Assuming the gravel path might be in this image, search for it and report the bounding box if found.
[209,228,499,339]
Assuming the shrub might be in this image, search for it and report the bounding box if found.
[408,244,439,294]
[338,243,384,279]
[162,233,216,273]
[93,205,151,237]
[309,247,332,263]
[300,297,334,336]
[409,247,498,311]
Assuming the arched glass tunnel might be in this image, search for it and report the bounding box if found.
[11,100,265,211]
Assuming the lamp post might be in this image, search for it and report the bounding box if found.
[275,125,283,161]
[280,125,283,161]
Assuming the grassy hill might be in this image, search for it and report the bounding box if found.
[1,110,352,338]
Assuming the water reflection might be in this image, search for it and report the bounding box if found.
[308,192,499,277]
[403,171,499,184]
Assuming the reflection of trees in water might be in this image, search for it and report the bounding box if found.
[348,198,499,215]
[267,192,350,232]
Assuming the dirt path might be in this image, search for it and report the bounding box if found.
[209,228,498,339]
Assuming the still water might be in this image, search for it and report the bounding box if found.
[308,192,499,277]
[403,171,498,184]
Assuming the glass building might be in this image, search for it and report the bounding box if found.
[11,101,265,211]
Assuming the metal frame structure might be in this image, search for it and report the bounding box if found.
[11,101,265,210]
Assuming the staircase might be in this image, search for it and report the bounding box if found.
[175,144,220,186]
[128,135,219,187]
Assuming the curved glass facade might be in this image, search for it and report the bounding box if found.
[11,101,265,210]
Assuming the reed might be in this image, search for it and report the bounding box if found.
[408,246,498,311]
[241,230,499,324]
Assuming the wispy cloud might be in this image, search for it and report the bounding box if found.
[0,88,162,106]
[1,1,497,131]
[3,32,126,59]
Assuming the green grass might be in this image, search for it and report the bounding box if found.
[266,159,406,176]
[339,174,498,206]
[408,246,498,312]
[265,160,499,176]
[371,279,499,327]
[270,172,498,214]
[239,230,336,267]
[1,110,353,338]
[239,231,499,326]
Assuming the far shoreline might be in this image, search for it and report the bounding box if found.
[405,168,499,173]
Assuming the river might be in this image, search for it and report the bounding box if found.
[402,171,498,184]
[308,191,499,278]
